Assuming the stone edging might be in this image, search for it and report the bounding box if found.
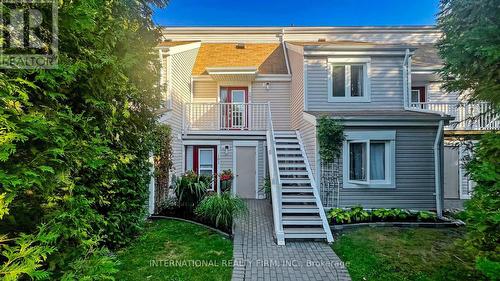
[330,220,465,231]
[149,215,232,239]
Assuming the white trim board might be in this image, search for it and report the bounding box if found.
[182,140,221,145]
[192,74,291,82]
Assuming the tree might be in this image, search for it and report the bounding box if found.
[437,0,500,106]
[0,0,169,279]
[463,133,500,280]
[438,1,500,279]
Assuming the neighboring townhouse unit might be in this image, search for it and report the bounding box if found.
[154,26,498,245]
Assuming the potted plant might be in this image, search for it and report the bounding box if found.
[219,169,233,192]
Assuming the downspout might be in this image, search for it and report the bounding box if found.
[280,29,291,75]
[402,48,409,108]
[434,120,444,217]
[404,48,445,216]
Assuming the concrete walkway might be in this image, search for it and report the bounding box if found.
[232,200,351,281]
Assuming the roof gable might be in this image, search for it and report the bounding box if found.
[192,43,288,75]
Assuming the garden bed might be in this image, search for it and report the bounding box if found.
[326,206,462,226]
[331,220,463,231]
[157,170,246,235]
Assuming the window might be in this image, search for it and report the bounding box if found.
[199,148,214,176]
[328,58,371,102]
[349,142,367,181]
[185,145,217,190]
[332,66,346,97]
[343,131,395,188]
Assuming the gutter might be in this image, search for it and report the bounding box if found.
[434,120,444,217]
[403,48,445,217]
[281,29,291,75]
[403,49,409,108]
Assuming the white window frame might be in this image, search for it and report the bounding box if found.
[342,131,396,188]
[327,57,371,103]
[198,148,215,191]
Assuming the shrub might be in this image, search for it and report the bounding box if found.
[317,116,345,162]
[0,0,169,278]
[350,205,370,222]
[174,171,209,209]
[416,211,437,222]
[391,208,411,220]
[463,133,500,279]
[327,208,351,224]
[261,177,271,199]
[0,233,54,281]
[372,208,393,221]
[195,192,247,231]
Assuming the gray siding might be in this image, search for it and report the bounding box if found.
[167,48,199,175]
[298,119,317,179]
[322,126,438,210]
[305,57,405,111]
[287,43,305,129]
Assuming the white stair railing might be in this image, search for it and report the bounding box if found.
[266,102,285,245]
[296,131,334,243]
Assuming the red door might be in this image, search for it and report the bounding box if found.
[220,87,248,130]
[411,87,426,108]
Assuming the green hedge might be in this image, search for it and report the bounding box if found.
[0,0,169,279]
[462,133,500,279]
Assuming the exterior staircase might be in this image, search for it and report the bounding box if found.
[273,131,333,242]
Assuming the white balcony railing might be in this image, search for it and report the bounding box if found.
[410,102,499,130]
[183,103,269,132]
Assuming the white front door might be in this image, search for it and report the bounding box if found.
[235,146,256,199]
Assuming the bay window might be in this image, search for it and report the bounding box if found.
[328,58,371,102]
[343,131,395,188]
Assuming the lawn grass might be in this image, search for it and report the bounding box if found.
[332,227,485,281]
[115,219,233,281]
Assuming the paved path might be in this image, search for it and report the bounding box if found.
[232,200,351,281]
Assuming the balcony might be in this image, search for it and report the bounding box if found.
[410,102,499,131]
[183,102,269,133]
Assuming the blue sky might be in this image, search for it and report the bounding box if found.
[153,0,439,27]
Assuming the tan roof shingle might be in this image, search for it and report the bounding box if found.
[192,43,288,75]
